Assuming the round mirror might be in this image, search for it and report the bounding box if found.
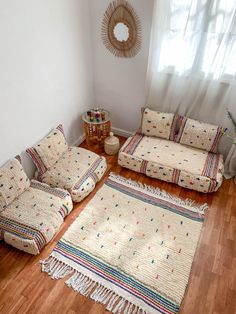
[113,22,129,42]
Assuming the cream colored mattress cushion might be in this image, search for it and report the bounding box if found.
[40,147,107,202]
[118,134,224,193]
[0,180,73,254]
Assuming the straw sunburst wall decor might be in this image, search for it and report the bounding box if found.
[101,0,142,58]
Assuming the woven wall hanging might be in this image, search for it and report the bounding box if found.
[101,0,142,58]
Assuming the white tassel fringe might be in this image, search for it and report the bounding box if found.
[109,172,208,213]
[40,256,148,314]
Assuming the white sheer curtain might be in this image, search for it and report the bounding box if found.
[146,0,236,178]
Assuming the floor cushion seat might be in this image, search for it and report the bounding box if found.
[39,147,107,202]
[118,134,224,193]
[0,180,73,254]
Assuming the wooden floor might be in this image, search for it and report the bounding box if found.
[0,137,236,314]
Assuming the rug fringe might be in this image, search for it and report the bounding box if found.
[41,256,73,279]
[40,256,148,314]
[109,172,208,213]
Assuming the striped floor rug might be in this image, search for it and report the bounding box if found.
[41,173,207,314]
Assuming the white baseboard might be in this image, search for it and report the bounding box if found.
[111,127,133,138]
[72,127,132,147]
[73,134,86,146]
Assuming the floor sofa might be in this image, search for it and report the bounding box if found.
[0,157,73,254]
[27,124,107,202]
[119,108,226,193]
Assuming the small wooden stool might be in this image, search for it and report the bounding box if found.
[82,110,111,146]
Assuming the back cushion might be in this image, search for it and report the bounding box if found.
[141,108,175,140]
[0,157,30,211]
[179,118,226,153]
[26,124,68,176]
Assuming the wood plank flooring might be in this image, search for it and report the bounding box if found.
[0,137,236,314]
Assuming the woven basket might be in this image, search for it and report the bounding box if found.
[104,132,120,155]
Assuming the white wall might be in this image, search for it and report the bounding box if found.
[90,0,154,134]
[0,0,94,177]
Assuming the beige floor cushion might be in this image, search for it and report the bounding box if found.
[118,134,224,193]
[39,147,107,202]
[0,180,73,255]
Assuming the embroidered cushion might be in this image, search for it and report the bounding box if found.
[26,124,68,176]
[0,157,30,211]
[178,118,226,153]
[141,108,175,140]
[39,147,107,202]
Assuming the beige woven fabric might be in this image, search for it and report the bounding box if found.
[118,135,224,193]
[180,118,223,152]
[135,136,208,174]
[0,180,73,254]
[41,147,107,202]
[29,126,68,170]
[0,158,30,211]
[141,108,174,139]
[59,173,205,308]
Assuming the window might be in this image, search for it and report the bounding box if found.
[158,0,236,79]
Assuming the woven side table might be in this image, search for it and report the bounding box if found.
[82,110,111,146]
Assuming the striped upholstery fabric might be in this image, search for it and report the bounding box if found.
[39,147,107,202]
[27,125,107,203]
[173,115,188,143]
[119,134,224,193]
[0,180,73,255]
[179,117,226,153]
[26,124,68,178]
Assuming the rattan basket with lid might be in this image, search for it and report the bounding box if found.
[104,132,120,155]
